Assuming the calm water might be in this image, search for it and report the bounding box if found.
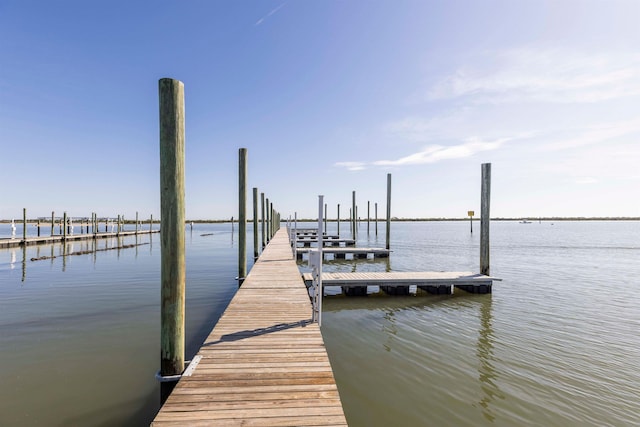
[1,221,639,426]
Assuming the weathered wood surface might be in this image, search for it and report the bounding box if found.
[152,228,347,426]
[302,271,501,287]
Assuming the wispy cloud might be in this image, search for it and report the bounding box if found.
[334,137,511,170]
[429,48,640,104]
[334,161,366,171]
[373,137,510,167]
[255,3,286,26]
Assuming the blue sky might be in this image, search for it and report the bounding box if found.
[2,0,639,220]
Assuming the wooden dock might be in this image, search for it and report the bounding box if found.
[296,247,390,260]
[302,271,500,295]
[152,228,347,426]
[295,238,356,247]
[0,230,158,249]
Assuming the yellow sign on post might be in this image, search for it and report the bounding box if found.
[468,210,475,217]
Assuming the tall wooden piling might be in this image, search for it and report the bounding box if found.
[386,173,391,250]
[238,148,248,281]
[337,204,340,235]
[375,202,378,236]
[261,193,266,249]
[480,163,491,275]
[270,202,274,239]
[63,212,67,241]
[23,208,27,241]
[136,212,139,234]
[352,191,356,241]
[324,203,327,234]
[51,211,55,236]
[265,197,270,243]
[159,77,186,379]
[367,201,370,235]
[253,187,259,260]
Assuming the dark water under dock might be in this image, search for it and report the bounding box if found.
[1,221,639,426]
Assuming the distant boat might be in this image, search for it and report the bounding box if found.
[519,219,532,224]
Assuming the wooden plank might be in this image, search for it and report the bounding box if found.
[152,228,347,425]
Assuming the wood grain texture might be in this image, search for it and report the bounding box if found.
[152,228,347,426]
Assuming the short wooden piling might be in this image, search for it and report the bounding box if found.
[159,77,186,379]
[386,173,392,250]
[51,211,55,236]
[238,148,248,281]
[253,187,259,260]
[480,163,491,275]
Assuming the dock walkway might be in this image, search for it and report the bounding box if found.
[152,228,347,426]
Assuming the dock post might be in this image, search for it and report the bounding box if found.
[136,212,139,235]
[159,77,186,385]
[311,195,324,326]
[37,219,41,237]
[352,191,356,241]
[386,173,391,250]
[238,148,248,282]
[63,212,67,241]
[150,214,153,233]
[324,203,327,235]
[23,208,27,242]
[337,204,340,235]
[265,198,270,243]
[367,201,370,235]
[51,211,55,236]
[270,202,274,238]
[253,187,259,260]
[480,163,491,275]
[261,193,266,249]
[375,202,378,236]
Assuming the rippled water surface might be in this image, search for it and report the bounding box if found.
[1,221,639,426]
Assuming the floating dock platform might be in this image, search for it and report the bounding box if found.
[302,271,500,295]
[296,247,390,260]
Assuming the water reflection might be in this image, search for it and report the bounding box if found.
[21,246,26,282]
[475,295,504,422]
[3,235,156,283]
[382,307,397,353]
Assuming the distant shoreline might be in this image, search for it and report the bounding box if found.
[2,217,638,224]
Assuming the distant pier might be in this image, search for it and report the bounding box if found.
[0,229,158,249]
